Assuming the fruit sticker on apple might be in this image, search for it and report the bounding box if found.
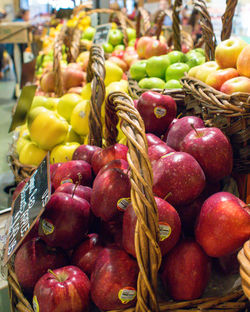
[118,287,137,304]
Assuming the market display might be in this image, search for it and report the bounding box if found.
[3,1,250,312]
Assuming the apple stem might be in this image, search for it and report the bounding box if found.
[163,192,172,201]
[72,181,79,198]
[48,269,60,282]
[177,112,182,119]
[77,172,82,184]
[191,124,201,137]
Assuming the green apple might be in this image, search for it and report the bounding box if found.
[126,28,136,41]
[82,26,96,40]
[167,50,187,64]
[165,62,189,81]
[31,96,58,111]
[114,44,125,51]
[186,53,205,68]
[128,39,136,47]
[102,42,114,53]
[108,29,123,46]
[165,79,183,89]
[57,93,82,122]
[130,60,147,81]
[194,48,205,56]
[146,55,170,79]
[138,77,166,89]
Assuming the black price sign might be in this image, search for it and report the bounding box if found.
[93,23,112,45]
[4,153,51,264]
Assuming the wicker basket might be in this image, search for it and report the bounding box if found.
[6,89,249,312]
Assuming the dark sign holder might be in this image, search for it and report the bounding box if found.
[4,153,51,264]
[93,23,112,45]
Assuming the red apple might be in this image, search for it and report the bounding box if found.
[91,143,128,175]
[137,91,177,136]
[71,234,103,276]
[97,159,129,177]
[14,238,69,294]
[33,266,90,312]
[216,251,239,274]
[136,36,153,59]
[144,39,168,59]
[148,143,175,166]
[72,144,102,164]
[220,76,250,94]
[52,160,92,190]
[153,152,206,206]
[38,192,90,249]
[195,192,250,257]
[54,182,92,203]
[146,133,164,147]
[162,118,178,141]
[62,68,85,91]
[12,178,29,202]
[123,50,139,67]
[166,116,204,151]
[91,247,138,310]
[205,68,239,90]
[50,163,62,181]
[91,168,131,221]
[215,38,247,69]
[123,197,181,257]
[160,240,211,300]
[40,71,55,92]
[237,44,250,78]
[180,127,233,182]
[21,218,40,246]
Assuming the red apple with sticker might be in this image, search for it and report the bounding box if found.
[180,127,233,182]
[205,68,238,90]
[153,152,205,206]
[91,247,138,310]
[71,234,103,276]
[54,183,92,203]
[38,192,90,249]
[33,266,90,312]
[91,168,131,222]
[220,76,250,94]
[215,38,247,69]
[166,116,204,151]
[72,144,102,164]
[195,192,250,257]
[52,160,92,190]
[137,91,177,136]
[148,143,175,165]
[160,240,211,300]
[14,238,69,294]
[91,143,128,175]
[123,197,181,258]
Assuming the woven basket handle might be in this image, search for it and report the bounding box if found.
[221,0,238,41]
[136,7,151,38]
[154,10,172,40]
[194,0,217,61]
[87,45,106,147]
[68,27,82,63]
[53,29,64,97]
[172,0,182,51]
[105,92,162,312]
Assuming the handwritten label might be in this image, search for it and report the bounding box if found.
[4,153,51,264]
[93,23,112,45]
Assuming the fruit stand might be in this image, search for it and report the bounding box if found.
[1,0,250,311]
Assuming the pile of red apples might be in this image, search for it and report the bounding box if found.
[13,91,250,312]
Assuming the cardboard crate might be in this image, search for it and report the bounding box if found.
[0,22,30,44]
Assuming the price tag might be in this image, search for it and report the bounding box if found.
[9,84,37,133]
[4,153,51,264]
[93,23,112,45]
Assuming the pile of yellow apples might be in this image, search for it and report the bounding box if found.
[16,55,129,167]
[188,38,250,94]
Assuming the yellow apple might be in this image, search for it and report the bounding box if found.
[57,93,83,122]
[81,83,92,100]
[70,100,90,136]
[16,134,31,155]
[76,51,90,64]
[64,125,82,143]
[237,44,250,78]
[19,141,48,166]
[104,61,123,86]
[195,61,219,83]
[50,142,80,163]
[27,107,69,150]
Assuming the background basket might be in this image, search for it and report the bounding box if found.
[181,0,249,174]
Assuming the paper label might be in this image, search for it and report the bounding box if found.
[33,296,39,312]
[41,219,54,235]
[159,222,171,241]
[117,198,131,212]
[154,106,166,119]
[118,287,136,304]
[60,178,73,185]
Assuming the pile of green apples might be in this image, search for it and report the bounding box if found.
[102,28,136,54]
[130,48,205,90]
